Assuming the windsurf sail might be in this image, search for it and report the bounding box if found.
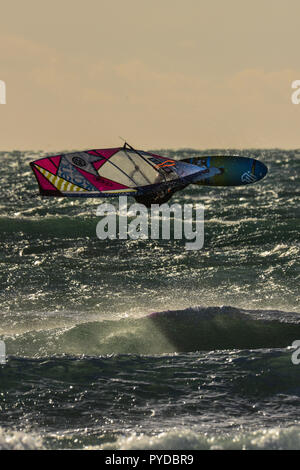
[30,143,221,201]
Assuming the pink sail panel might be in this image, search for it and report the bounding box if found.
[50,156,62,168]
[94,148,120,159]
[87,150,101,156]
[88,149,120,171]
[75,167,130,191]
[33,157,58,175]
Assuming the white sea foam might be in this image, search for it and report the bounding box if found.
[100,426,300,450]
[0,427,44,450]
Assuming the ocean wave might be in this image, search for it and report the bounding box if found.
[100,426,300,450]
[4,306,300,356]
[0,427,44,450]
[1,424,300,450]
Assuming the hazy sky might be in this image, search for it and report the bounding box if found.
[1,0,300,150]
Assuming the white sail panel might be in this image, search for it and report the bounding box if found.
[99,150,168,187]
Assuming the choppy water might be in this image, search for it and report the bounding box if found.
[0,149,299,450]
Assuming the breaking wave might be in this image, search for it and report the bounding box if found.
[0,427,44,450]
[4,306,300,356]
[101,426,300,450]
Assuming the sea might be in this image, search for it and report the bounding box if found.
[0,149,299,450]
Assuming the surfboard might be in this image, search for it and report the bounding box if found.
[180,155,268,186]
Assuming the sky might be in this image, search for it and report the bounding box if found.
[1,0,300,150]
